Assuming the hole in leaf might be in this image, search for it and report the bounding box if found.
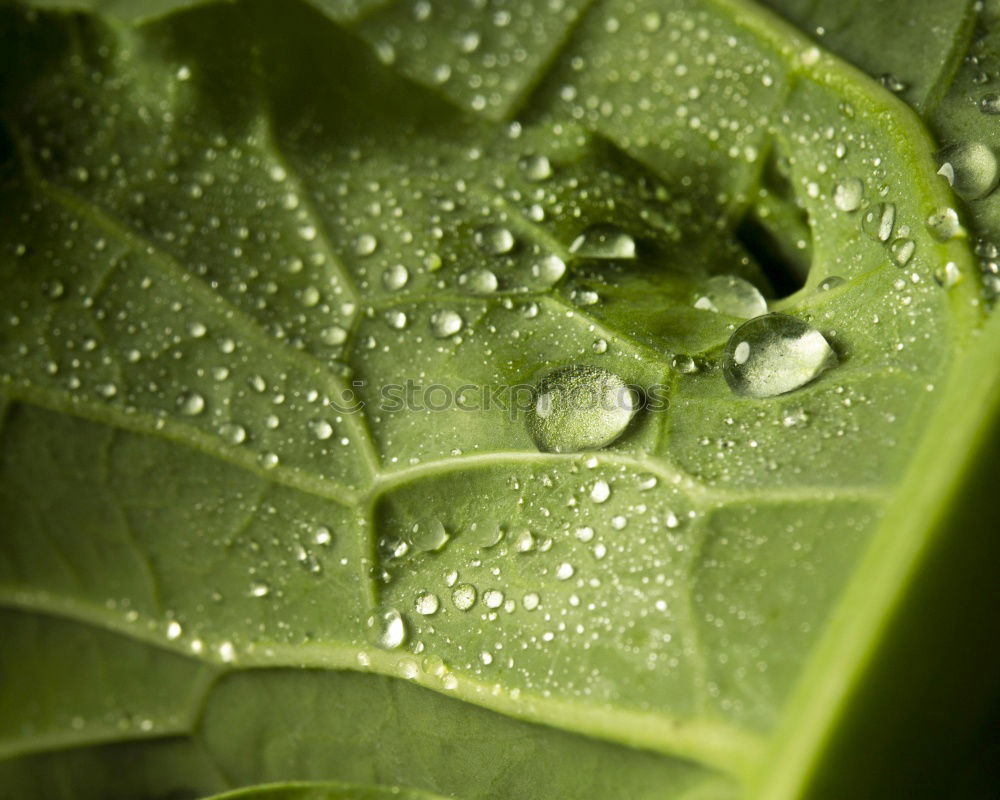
[738,149,813,298]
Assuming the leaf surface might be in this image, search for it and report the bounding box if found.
[0,1,995,798]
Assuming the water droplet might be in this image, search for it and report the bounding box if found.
[532,254,566,285]
[430,309,464,338]
[44,279,65,299]
[483,589,505,609]
[385,310,408,329]
[925,207,962,241]
[474,225,515,254]
[166,621,182,640]
[472,522,505,549]
[879,73,908,93]
[250,580,271,598]
[862,202,896,242]
[459,267,499,294]
[218,422,247,444]
[513,528,536,552]
[671,354,700,374]
[693,275,768,318]
[526,365,636,453]
[310,419,334,440]
[832,178,864,212]
[590,479,611,503]
[177,391,205,416]
[415,592,440,616]
[723,313,838,397]
[890,238,916,266]
[569,223,637,260]
[322,325,348,345]
[452,584,477,611]
[937,143,998,199]
[555,562,575,580]
[355,233,378,256]
[314,526,333,545]
[817,276,845,291]
[518,153,553,181]
[934,261,962,288]
[409,519,450,553]
[382,264,409,291]
[980,93,1000,114]
[366,607,406,650]
[258,452,279,469]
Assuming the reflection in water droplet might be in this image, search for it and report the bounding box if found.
[474,224,515,254]
[723,313,838,397]
[367,607,406,650]
[862,202,895,242]
[693,275,768,318]
[526,365,636,453]
[833,178,864,212]
[569,223,637,259]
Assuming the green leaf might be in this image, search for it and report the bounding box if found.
[0,0,996,798]
[199,781,453,800]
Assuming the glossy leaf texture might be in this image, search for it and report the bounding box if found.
[0,1,995,799]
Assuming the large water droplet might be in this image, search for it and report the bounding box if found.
[693,275,768,318]
[723,313,838,397]
[452,584,477,611]
[532,254,566,285]
[937,143,998,200]
[569,224,637,259]
[526,365,636,453]
[862,203,895,242]
[177,391,205,416]
[366,607,406,650]
[408,519,450,553]
[890,238,916,266]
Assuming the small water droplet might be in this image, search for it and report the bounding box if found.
[532,254,566,285]
[459,267,499,294]
[310,419,334,440]
[980,93,1000,115]
[321,325,348,345]
[934,261,962,288]
[817,276,845,291]
[250,580,270,598]
[569,223,637,259]
[452,584,477,611]
[693,275,768,318]
[415,592,440,616]
[879,73,908,93]
[526,365,636,453]
[723,313,838,397]
[483,589,505,609]
[890,238,916,266]
[474,225,515,254]
[382,264,409,291]
[166,621,183,640]
[218,422,247,444]
[833,178,864,212]
[555,562,575,580]
[355,234,378,256]
[925,207,962,241]
[366,607,406,650]
[430,309,464,338]
[177,391,205,416]
[518,153,553,181]
[590,479,611,503]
